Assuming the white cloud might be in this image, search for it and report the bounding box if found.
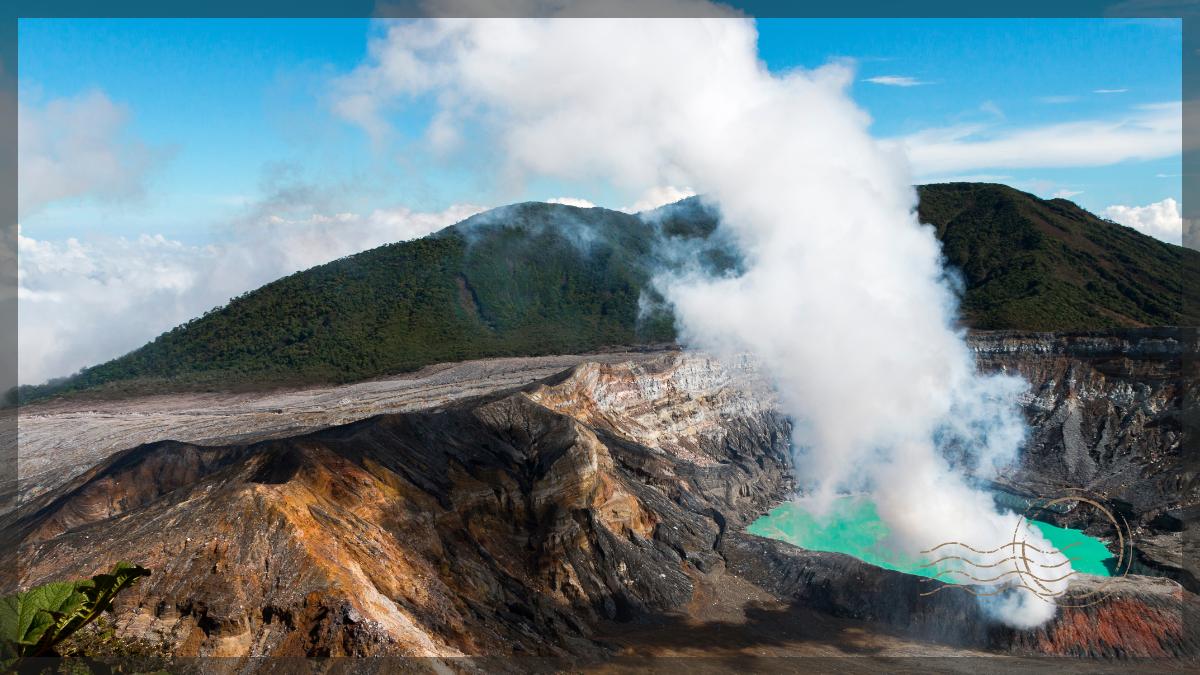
[1103,198,1182,244]
[864,75,928,87]
[1036,95,1078,104]
[545,186,694,213]
[545,197,596,208]
[979,100,1004,119]
[897,101,1181,174]
[17,202,484,384]
[1094,88,1128,94]
[18,231,204,385]
[18,90,167,218]
[621,185,695,213]
[1051,188,1083,199]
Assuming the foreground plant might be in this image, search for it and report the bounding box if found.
[0,562,150,670]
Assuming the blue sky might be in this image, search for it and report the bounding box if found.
[758,18,1181,209]
[18,18,1182,242]
[19,19,375,241]
[14,17,1185,384]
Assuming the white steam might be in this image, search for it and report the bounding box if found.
[336,13,1069,627]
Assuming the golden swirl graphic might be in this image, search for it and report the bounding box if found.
[921,553,1078,571]
[921,540,1081,556]
[918,489,1132,605]
[927,567,1078,584]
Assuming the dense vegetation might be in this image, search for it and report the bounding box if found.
[917,182,1191,330]
[14,184,1195,402]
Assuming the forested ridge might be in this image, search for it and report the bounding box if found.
[14,184,1193,402]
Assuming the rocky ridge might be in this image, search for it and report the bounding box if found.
[9,353,793,659]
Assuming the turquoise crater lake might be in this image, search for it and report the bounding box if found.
[747,497,1115,580]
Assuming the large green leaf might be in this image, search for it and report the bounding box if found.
[0,562,150,662]
[0,581,85,648]
[58,562,150,640]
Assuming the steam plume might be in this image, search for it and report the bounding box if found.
[336,11,1069,627]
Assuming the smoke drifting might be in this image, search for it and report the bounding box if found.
[336,12,1068,626]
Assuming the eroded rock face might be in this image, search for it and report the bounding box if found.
[969,329,1192,522]
[969,329,1197,592]
[528,354,777,466]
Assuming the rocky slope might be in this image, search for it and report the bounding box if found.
[971,328,1189,517]
[970,328,1196,591]
[7,330,1196,664]
[8,353,793,660]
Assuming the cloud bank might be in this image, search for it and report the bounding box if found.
[545,197,596,208]
[334,13,1067,627]
[1103,197,1182,244]
[621,185,696,213]
[17,202,482,384]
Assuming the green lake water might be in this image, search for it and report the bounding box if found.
[746,497,1114,580]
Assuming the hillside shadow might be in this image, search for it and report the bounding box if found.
[593,597,902,658]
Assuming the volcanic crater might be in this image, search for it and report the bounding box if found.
[7,329,1198,666]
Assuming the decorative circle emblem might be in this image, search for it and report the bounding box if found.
[919,488,1131,605]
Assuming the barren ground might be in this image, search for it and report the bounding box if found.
[13,350,669,503]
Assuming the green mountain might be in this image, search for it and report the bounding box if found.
[16,183,1195,402]
[917,182,1188,330]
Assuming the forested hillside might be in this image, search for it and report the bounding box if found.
[15,184,1193,401]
